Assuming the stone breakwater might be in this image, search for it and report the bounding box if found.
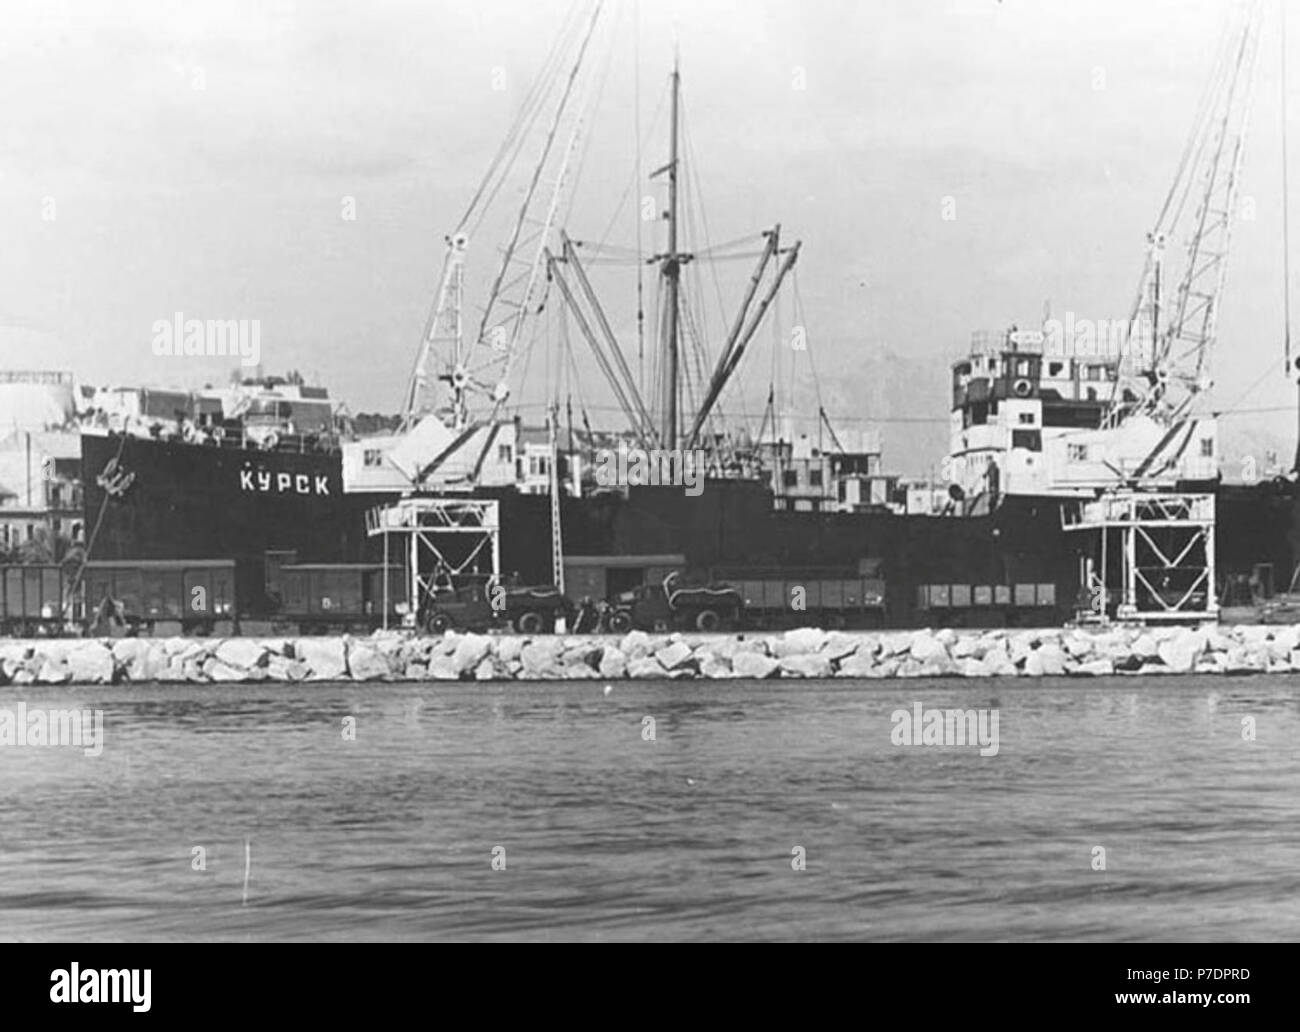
[3,624,1300,685]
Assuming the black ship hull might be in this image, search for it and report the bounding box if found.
[81,433,1300,627]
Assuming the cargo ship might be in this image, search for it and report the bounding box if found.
[60,0,1300,633]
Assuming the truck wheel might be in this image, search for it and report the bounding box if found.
[427,612,452,634]
[608,610,632,633]
[694,608,721,632]
[515,610,546,635]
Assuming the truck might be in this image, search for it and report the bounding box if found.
[604,572,742,633]
[421,580,572,634]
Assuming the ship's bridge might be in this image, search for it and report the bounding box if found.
[946,325,1149,502]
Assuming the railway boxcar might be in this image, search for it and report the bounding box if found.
[278,563,402,633]
[83,559,237,636]
[914,581,1061,627]
[713,562,886,630]
[0,564,68,635]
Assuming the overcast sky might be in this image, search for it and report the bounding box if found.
[0,0,1295,474]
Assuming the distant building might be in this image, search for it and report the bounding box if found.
[0,370,76,432]
[0,429,83,558]
[759,420,897,513]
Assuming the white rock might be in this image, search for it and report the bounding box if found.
[520,641,562,677]
[1074,658,1114,676]
[1131,634,1159,659]
[452,633,493,674]
[731,652,780,679]
[1270,625,1300,654]
[699,656,737,679]
[908,632,949,664]
[426,655,461,680]
[297,638,347,680]
[347,644,390,681]
[36,659,72,684]
[655,641,694,670]
[773,627,827,657]
[951,635,981,659]
[126,643,168,682]
[1239,625,1270,646]
[110,639,143,665]
[713,637,768,660]
[619,630,653,659]
[1203,626,1234,653]
[207,661,247,682]
[214,639,266,670]
[878,634,913,657]
[267,655,308,681]
[1221,646,1258,673]
[66,643,115,684]
[1157,637,1199,673]
[627,656,669,679]
[496,637,525,664]
[562,662,601,680]
[779,654,832,678]
[1036,644,1068,676]
[1063,633,1095,659]
[561,643,601,670]
[820,632,861,661]
[836,651,880,678]
[597,647,627,679]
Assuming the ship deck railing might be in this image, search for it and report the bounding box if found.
[81,423,342,455]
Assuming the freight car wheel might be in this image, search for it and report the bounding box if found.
[608,610,632,633]
[426,612,452,634]
[694,608,721,632]
[515,610,546,635]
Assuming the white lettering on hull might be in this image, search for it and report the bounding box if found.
[239,464,331,496]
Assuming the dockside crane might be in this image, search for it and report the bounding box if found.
[1062,0,1264,625]
[1100,0,1262,483]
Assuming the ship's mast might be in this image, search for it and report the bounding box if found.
[661,56,681,450]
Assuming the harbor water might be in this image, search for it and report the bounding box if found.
[2,676,1298,941]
